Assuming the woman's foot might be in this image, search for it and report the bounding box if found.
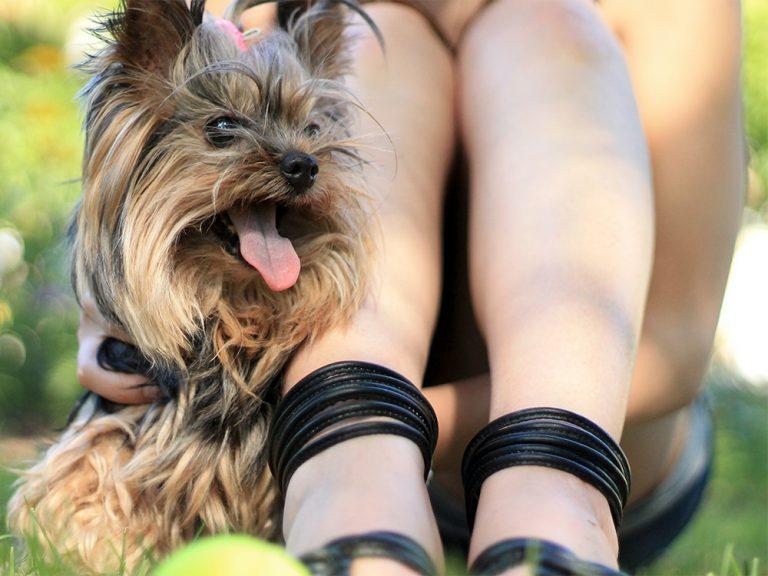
[283,435,441,575]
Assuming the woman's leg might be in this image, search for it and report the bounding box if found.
[425,0,744,508]
[281,4,455,574]
[459,0,654,566]
[599,0,745,500]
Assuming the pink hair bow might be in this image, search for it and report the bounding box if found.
[216,19,247,52]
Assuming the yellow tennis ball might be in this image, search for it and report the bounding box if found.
[154,535,309,576]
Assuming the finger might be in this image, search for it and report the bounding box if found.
[78,335,159,404]
[78,359,160,404]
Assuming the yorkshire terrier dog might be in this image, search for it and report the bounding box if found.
[8,0,376,571]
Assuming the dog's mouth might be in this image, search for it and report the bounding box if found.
[211,204,300,292]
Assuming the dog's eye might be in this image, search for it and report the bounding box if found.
[304,122,321,137]
[205,116,242,148]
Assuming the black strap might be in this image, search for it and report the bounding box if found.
[462,408,630,530]
[469,538,626,576]
[300,531,438,576]
[97,337,152,375]
[267,361,438,495]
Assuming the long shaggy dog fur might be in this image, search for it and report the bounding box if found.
[8,0,374,571]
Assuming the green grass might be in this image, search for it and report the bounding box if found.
[1,385,765,575]
[636,384,767,576]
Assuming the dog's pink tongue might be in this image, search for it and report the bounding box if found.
[228,205,300,291]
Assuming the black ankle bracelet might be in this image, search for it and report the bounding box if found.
[469,538,626,576]
[300,531,438,576]
[462,407,631,530]
[267,361,438,495]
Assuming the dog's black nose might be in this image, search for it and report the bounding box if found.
[280,152,319,194]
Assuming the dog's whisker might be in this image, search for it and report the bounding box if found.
[329,137,391,151]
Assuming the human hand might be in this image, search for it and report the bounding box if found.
[77,293,160,404]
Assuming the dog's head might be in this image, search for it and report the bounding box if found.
[72,0,375,388]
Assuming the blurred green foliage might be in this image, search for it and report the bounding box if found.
[0,1,93,434]
[0,0,766,574]
[639,383,767,576]
[745,0,768,206]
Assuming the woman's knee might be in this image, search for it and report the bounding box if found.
[606,0,741,30]
[349,2,454,224]
[463,0,625,69]
[604,0,741,110]
[353,2,453,68]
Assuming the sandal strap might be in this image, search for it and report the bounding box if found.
[268,361,438,494]
[462,408,630,530]
[469,538,627,576]
[300,531,438,576]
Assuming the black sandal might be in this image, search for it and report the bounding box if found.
[300,531,437,576]
[462,407,631,576]
[267,361,439,576]
[470,538,626,576]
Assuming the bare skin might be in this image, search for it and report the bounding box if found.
[280,6,454,573]
[603,0,745,501]
[421,1,743,571]
[77,293,160,405]
[459,0,654,567]
[424,0,745,523]
[77,0,744,573]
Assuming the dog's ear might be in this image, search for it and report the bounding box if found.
[284,1,348,79]
[102,0,205,79]
[284,0,382,79]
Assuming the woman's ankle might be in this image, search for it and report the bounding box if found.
[468,466,619,568]
[282,435,442,565]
